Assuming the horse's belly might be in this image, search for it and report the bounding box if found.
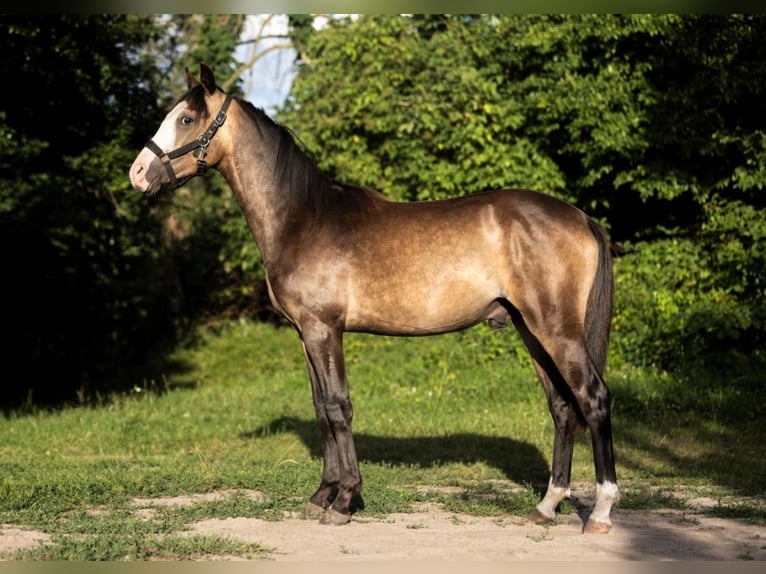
[344,274,500,336]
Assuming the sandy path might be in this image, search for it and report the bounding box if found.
[190,504,765,561]
[3,490,764,561]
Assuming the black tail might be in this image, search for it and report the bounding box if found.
[584,219,617,377]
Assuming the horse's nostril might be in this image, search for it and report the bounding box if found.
[129,160,148,190]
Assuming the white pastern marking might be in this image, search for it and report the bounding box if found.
[535,478,571,520]
[589,480,620,524]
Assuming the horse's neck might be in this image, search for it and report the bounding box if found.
[217,165,278,267]
[216,117,302,266]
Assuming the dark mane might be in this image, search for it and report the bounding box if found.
[236,99,386,219]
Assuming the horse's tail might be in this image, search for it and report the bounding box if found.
[584,219,620,377]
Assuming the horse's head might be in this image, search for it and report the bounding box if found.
[129,63,233,194]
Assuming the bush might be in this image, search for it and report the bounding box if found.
[612,228,765,376]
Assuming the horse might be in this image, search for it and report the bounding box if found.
[129,63,620,534]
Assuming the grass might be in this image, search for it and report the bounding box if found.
[1,318,764,559]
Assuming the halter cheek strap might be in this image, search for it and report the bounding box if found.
[145,94,233,189]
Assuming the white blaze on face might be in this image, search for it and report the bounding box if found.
[150,101,187,152]
[129,102,187,192]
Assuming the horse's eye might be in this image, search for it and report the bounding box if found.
[180,116,194,126]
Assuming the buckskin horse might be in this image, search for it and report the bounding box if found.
[129,64,620,533]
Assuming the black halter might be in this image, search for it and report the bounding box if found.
[145,95,233,189]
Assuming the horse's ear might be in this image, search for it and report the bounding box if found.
[185,67,200,89]
[199,63,217,94]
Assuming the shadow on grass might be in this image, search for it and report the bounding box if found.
[614,401,766,496]
[243,415,551,491]
[1,351,197,416]
[610,354,766,497]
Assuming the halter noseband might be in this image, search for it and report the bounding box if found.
[145,94,233,189]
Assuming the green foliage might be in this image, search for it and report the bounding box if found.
[281,15,567,201]
[280,14,766,373]
[169,15,247,95]
[613,198,765,371]
[160,174,268,322]
[0,15,257,407]
[1,14,764,407]
[0,15,177,406]
[288,14,315,62]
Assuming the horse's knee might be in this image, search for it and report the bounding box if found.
[323,396,353,426]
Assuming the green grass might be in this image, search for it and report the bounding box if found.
[1,319,764,559]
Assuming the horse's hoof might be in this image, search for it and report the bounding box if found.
[303,502,325,519]
[582,518,612,534]
[319,508,351,526]
[527,508,555,525]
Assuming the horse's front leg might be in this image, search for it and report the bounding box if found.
[299,321,362,525]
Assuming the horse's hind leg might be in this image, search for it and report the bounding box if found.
[527,359,584,525]
[545,338,619,533]
[511,309,618,533]
[510,311,582,524]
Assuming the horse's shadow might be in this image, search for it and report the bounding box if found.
[242,415,550,492]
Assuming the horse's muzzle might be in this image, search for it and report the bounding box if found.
[129,147,168,194]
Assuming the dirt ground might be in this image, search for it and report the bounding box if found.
[2,488,764,561]
[188,503,765,561]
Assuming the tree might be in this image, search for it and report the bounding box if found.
[280,15,567,202]
[0,14,304,408]
[278,14,765,372]
[0,15,211,407]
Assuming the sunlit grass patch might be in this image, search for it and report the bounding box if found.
[1,318,763,559]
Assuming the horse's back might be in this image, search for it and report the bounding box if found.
[306,188,600,336]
